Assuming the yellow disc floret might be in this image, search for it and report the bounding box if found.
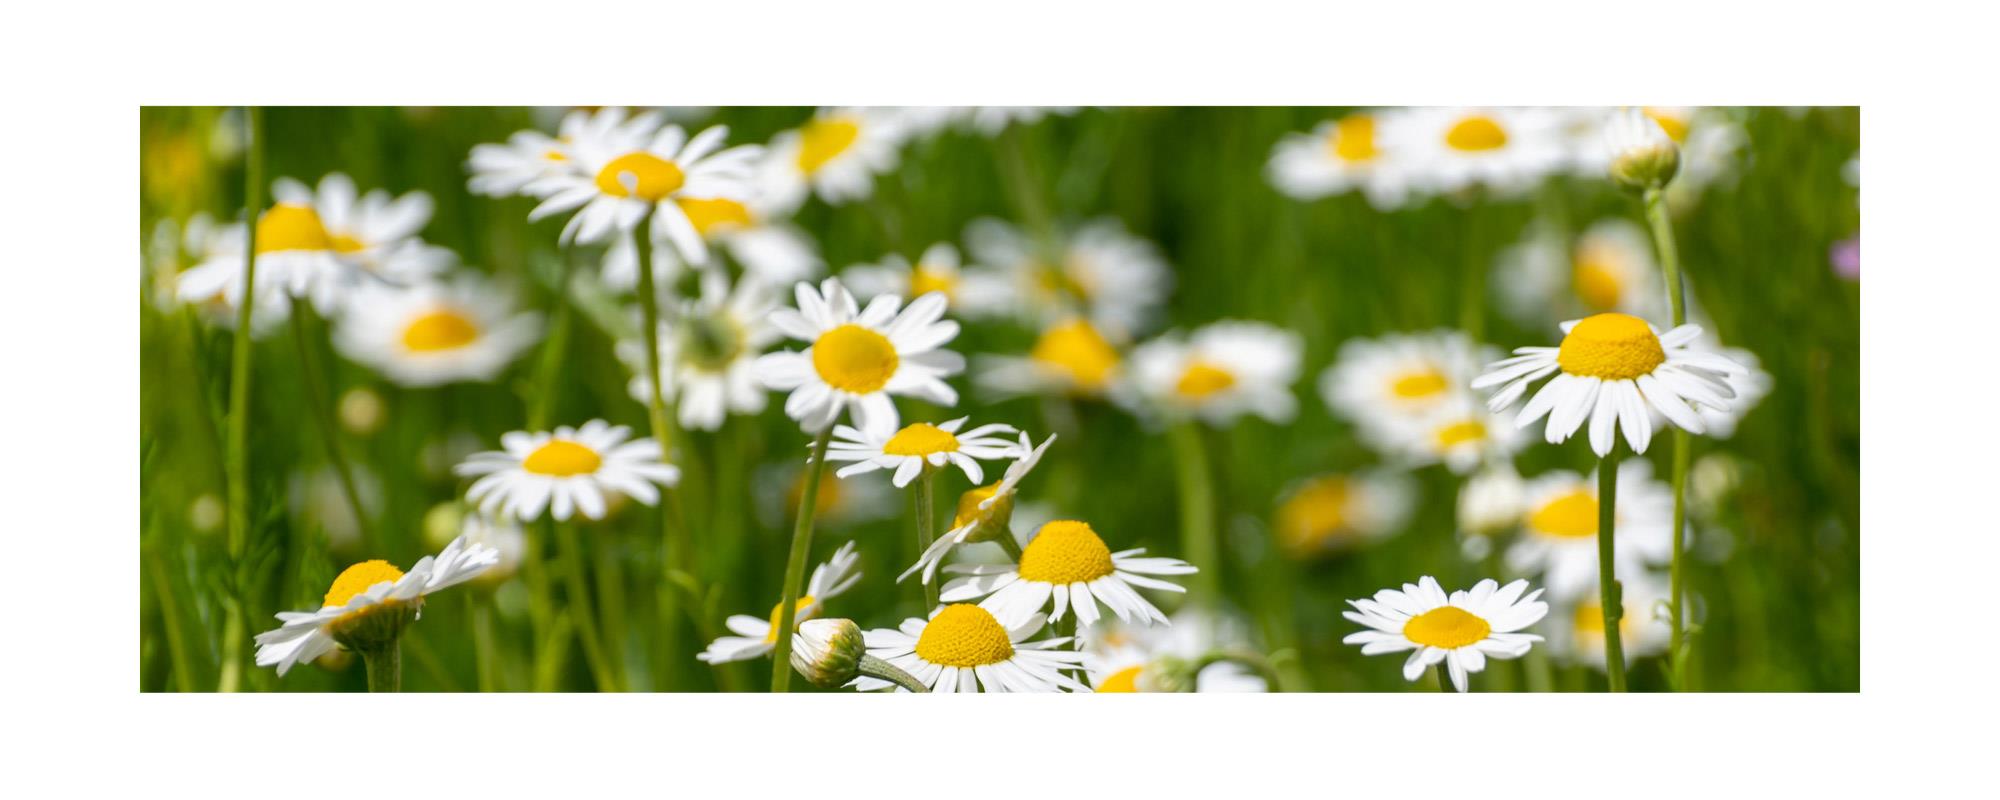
[1175,362,1237,400]
[1402,606,1492,649]
[763,595,818,643]
[953,483,1000,528]
[914,604,1016,668]
[1096,666,1143,692]
[323,560,406,608]
[256,204,334,254]
[1031,320,1121,393]
[883,422,961,457]
[1529,490,1598,539]
[521,439,603,477]
[595,152,685,201]
[1433,419,1489,449]
[797,116,861,174]
[1556,313,1666,380]
[1390,368,1450,401]
[677,196,753,238]
[1017,520,1116,584]
[1329,114,1380,163]
[401,308,481,352]
[811,324,900,393]
[1445,115,1509,152]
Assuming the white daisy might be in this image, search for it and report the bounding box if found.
[453,420,681,522]
[1381,395,1527,474]
[824,417,1021,488]
[901,432,1055,584]
[170,213,290,335]
[1494,219,1667,327]
[1120,321,1303,426]
[254,534,501,676]
[1550,569,1673,670]
[285,173,454,287]
[467,127,577,199]
[1504,463,1676,601]
[1266,111,1414,209]
[1273,471,1416,559]
[183,189,357,313]
[752,278,964,436]
[1343,576,1549,692]
[1387,106,1567,197]
[839,242,1012,318]
[964,217,1172,338]
[618,270,779,431]
[1473,313,1749,456]
[1320,330,1496,446]
[852,604,1089,693]
[761,107,907,210]
[976,318,1126,399]
[331,273,542,387]
[941,519,1197,629]
[696,542,861,664]
[1457,464,1525,539]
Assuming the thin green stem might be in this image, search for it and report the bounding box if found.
[1437,665,1455,693]
[631,218,695,691]
[218,105,262,693]
[363,642,401,693]
[858,654,930,693]
[555,521,621,691]
[996,535,1025,561]
[771,426,835,692]
[521,255,574,681]
[1643,185,1693,691]
[288,297,373,551]
[1597,451,1629,692]
[1166,422,1220,601]
[916,468,940,612]
[471,602,499,692]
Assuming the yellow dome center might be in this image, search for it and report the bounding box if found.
[1445,115,1509,152]
[521,439,603,477]
[1031,320,1121,393]
[1556,313,1666,380]
[329,232,368,254]
[883,422,962,457]
[953,483,1000,528]
[1174,361,1237,400]
[1572,252,1625,312]
[1529,490,1598,538]
[401,308,481,352]
[595,152,685,201]
[811,324,899,393]
[1277,476,1351,553]
[677,196,753,238]
[255,204,334,254]
[915,604,1016,668]
[1096,665,1143,692]
[762,595,818,644]
[323,559,405,608]
[909,265,958,300]
[1403,606,1492,649]
[1329,114,1380,163]
[1390,368,1451,400]
[797,116,861,175]
[1433,418,1488,449]
[1017,520,1116,584]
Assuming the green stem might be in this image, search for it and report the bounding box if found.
[555,521,621,691]
[1598,451,1629,692]
[1437,665,1455,693]
[471,601,499,692]
[1166,422,1219,601]
[363,642,401,693]
[521,255,573,681]
[916,468,940,612]
[996,535,1025,561]
[858,654,930,693]
[771,426,835,692]
[288,297,373,552]
[218,105,262,693]
[631,218,693,691]
[1643,185,1692,691]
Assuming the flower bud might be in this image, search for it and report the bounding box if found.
[1605,108,1680,191]
[790,618,866,689]
[951,484,1015,544]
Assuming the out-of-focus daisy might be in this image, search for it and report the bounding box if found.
[618,270,779,431]
[1495,219,1667,327]
[332,274,542,387]
[976,318,1126,400]
[1383,396,1527,474]
[1084,607,1271,693]
[852,604,1089,693]
[423,504,526,585]
[941,519,1197,628]
[1273,471,1416,559]
[1343,576,1549,692]
[1121,321,1303,426]
[697,542,860,664]
[1551,570,1672,669]
[824,417,1020,487]
[1457,465,1525,539]
[1505,464,1675,601]
[184,187,358,312]
[1388,107,1566,197]
[602,193,823,291]
[1320,330,1493,443]
[840,242,1011,318]
[468,126,577,199]
[526,109,763,264]
[170,213,290,335]
[964,218,1172,338]
[1475,313,1748,455]
[902,432,1055,583]
[753,278,963,435]
[454,420,681,522]
[761,107,906,210]
[1266,111,1413,209]
[254,534,500,675]
[283,173,454,286]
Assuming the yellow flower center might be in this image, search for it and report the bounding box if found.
[1390,368,1450,400]
[323,559,405,608]
[677,197,754,238]
[1445,115,1509,152]
[1642,108,1690,145]
[1434,418,1488,449]
[329,232,367,254]
[762,595,818,644]
[1096,666,1143,692]
[401,308,481,352]
[910,266,958,300]
[811,324,900,393]
[915,604,1016,668]
[797,116,861,175]
[1572,252,1625,312]
[1556,313,1666,380]
[953,483,1000,528]
[1529,490,1598,538]
[1017,520,1116,584]
[1174,361,1237,400]
[594,152,686,201]
[1031,320,1121,393]
[521,439,603,477]
[882,422,961,457]
[255,204,333,254]
[543,148,568,162]
[1402,606,1492,649]
[1328,114,1380,163]
[1277,476,1351,553]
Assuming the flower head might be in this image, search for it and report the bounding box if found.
[753,278,964,436]
[332,273,542,387]
[789,618,867,688]
[1605,107,1681,191]
[254,534,500,675]
[900,432,1055,583]
[454,420,681,521]
[1122,321,1303,426]
[825,417,1020,487]
[854,604,1089,693]
[941,519,1197,629]
[1343,576,1548,692]
[619,270,780,431]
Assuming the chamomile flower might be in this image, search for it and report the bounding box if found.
[1458,464,1525,539]
[941,519,1197,628]
[467,127,576,198]
[1266,111,1414,209]
[1343,576,1549,692]
[1473,313,1748,456]
[284,173,454,286]
[964,217,1172,337]
[454,420,681,522]
[254,534,500,675]
[852,604,1089,693]
[1505,464,1676,601]
[1122,321,1303,426]
[696,542,861,664]
[825,417,1021,487]
[761,107,907,210]
[618,270,779,431]
[902,432,1055,584]
[976,318,1126,399]
[1320,330,1492,441]
[1383,396,1527,474]
[1639,106,1745,203]
[170,214,290,335]
[1551,570,1673,669]
[1389,107,1566,197]
[332,274,542,387]
[753,278,964,435]
[840,243,1011,318]
[190,190,358,312]
[1273,471,1416,559]
[1494,219,1667,327]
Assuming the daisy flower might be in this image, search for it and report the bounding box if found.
[467,126,577,199]
[976,318,1125,399]
[1473,313,1748,456]
[941,519,1198,628]
[964,217,1172,338]
[1320,330,1496,447]
[852,604,1089,693]
[761,107,907,210]
[839,242,1012,318]
[1265,111,1414,209]
[254,534,500,675]
[1457,464,1525,539]
[753,278,964,436]
[1551,570,1673,669]
[185,187,358,312]
[1273,471,1416,559]
[1505,463,1676,601]
[618,270,780,431]
[1343,576,1549,692]
[1121,321,1303,426]
[1495,219,1668,327]
[454,420,681,522]
[170,213,290,335]
[901,432,1055,583]
[696,542,860,664]
[283,173,454,287]
[1387,106,1566,197]
[1639,106,1745,203]
[1381,396,1527,474]
[423,504,526,585]
[824,417,1021,487]
[332,273,542,387]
